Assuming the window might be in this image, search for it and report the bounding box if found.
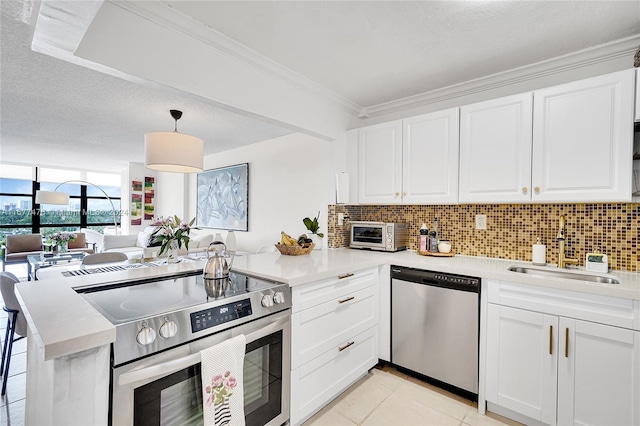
[0,165,122,247]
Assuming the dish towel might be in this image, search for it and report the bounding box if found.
[201,334,247,426]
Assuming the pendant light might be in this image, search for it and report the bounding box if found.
[145,109,204,173]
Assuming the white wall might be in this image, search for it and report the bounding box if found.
[186,133,334,253]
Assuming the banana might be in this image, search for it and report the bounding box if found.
[280,231,297,246]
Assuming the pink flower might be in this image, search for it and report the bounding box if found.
[205,394,214,407]
[224,371,230,377]
[211,374,224,387]
[224,376,237,391]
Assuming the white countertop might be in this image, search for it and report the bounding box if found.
[16,249,640,361]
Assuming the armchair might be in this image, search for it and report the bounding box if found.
[2,234,43,271]
[67,233,95,255]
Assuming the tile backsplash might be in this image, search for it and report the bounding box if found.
[328,203,640,272]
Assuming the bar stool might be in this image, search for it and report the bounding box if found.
[0,272,26,396]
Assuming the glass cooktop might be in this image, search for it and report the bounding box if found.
[78,272,277,324]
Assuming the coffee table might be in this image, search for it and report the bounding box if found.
[27,252,87,281]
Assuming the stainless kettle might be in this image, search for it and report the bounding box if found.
[203,241,234,297]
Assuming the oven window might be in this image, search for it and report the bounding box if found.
[353,226,383,244]
[132,331,283,426]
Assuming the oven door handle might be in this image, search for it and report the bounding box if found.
[117,315,289,386]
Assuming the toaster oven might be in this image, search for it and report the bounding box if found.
[350,222,408,252]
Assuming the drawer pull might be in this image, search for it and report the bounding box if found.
[338,296,355,304]
[549,325,553,355]
[565,328,569,358]
[338,273,354,280]
[338,341,355,352]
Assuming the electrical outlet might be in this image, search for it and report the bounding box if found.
[475,214,487,230]
[338,213,345,226]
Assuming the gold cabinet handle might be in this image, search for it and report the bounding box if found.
[338,296,355,304]
[522,187,528,194]
[395,192,400,197]
[549,325,553,355]
[338,341,355,352]
[402,192,406,197]
[338,273,354,280]
[565,328,569,358]
[534,187,540,194]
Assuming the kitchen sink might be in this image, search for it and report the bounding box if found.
[508,266,621,284]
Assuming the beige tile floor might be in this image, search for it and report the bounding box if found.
[303,367,522,426]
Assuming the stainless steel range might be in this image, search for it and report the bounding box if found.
[78,270,291,426]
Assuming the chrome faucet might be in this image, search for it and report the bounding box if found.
[557,215,579,269]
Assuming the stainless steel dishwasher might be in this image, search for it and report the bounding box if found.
[391,266,480,400]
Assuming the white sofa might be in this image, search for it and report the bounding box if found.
[82,227,214,259]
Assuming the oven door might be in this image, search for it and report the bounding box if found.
[111,310,290,426]
[351,222,385,250]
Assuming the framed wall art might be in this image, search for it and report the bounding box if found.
[196,163,248,231]
[144,176,155,220]
[130,180,142,226]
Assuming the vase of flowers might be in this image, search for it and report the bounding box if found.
[149,215,195,263]
[50,232,76,254]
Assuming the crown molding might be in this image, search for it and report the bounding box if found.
[113,1,364,118]
[362,35,640,119]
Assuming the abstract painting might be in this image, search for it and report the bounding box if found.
[131,180,142,226]
[197,163,248,231]
[144,177,155,220]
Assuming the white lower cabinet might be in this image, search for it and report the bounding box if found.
[485,281,640,426]
[290,268,379,425]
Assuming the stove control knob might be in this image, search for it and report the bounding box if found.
[261,294,274,307]
[136,325,156,346]
[159,320,178,339]
[273,291,286,305]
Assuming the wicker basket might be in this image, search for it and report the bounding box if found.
[275,243,315,256]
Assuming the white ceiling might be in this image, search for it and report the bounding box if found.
[169,0,640,107]
[1,0,639,173]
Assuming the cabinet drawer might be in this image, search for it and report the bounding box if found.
[290,326,378,426]
[292,267,378,313]
[292,285,378,369]
[487,279,637,330]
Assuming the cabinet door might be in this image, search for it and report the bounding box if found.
[402,108,459,204]
[558,318,640,426]
[459,93,533,203]
[532,69,634,202]
[486,304,558,425]
[358,121,403,204]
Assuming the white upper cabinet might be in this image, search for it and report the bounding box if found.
[358,121,403,204]
[402,108,460,204]
[358,109,459,205]
[532,69,635,202]
[459,93,533,203]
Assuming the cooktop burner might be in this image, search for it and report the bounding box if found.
[78,271,291,366]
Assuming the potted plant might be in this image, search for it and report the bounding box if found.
[303,211,324,249]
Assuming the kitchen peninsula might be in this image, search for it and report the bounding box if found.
[17,250,640,425]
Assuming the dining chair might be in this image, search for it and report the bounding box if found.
[81,252,128,265]
[0,272,27,396]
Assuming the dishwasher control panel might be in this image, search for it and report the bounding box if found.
[391,266,480,292]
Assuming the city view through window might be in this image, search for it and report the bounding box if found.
[0,166,122,247]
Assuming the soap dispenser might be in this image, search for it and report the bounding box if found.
[532,237,546,266]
